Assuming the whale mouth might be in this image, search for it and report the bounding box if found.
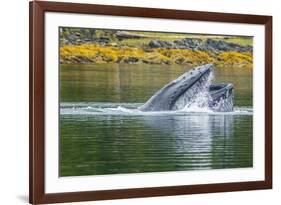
[171,68,213,110]
[138,64,234,112]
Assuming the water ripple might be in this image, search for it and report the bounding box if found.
[60,102,253,116]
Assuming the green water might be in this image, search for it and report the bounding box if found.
[59,64,253,176]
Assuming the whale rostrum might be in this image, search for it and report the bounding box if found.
[138,64,234,112]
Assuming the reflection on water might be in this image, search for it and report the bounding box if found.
[60,64,253,177]
[60,103,252,176]
[143,114,240,170]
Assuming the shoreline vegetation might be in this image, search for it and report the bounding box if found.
[59,28,253,68]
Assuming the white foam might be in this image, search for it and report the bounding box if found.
[60,102,252,116]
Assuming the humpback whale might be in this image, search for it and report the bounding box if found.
[138,64,234,112]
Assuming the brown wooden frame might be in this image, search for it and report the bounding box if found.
[29,1,272,204]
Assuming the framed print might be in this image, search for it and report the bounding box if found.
[29,1,272,204]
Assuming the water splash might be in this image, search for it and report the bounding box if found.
[173,70,214,111]
[60,102,252,116]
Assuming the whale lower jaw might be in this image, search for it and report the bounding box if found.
[208,83,234,112]
[209,94,234,112]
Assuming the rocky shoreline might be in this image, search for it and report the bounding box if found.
[148,38,252,53]
[60,29,253,67]
[61,33,252,54]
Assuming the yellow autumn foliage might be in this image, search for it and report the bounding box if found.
[217,52,253,66]
[60,44,252,68]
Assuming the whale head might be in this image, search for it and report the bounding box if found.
[139,64,214,111]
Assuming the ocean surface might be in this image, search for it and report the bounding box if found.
[59,64,253,176]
